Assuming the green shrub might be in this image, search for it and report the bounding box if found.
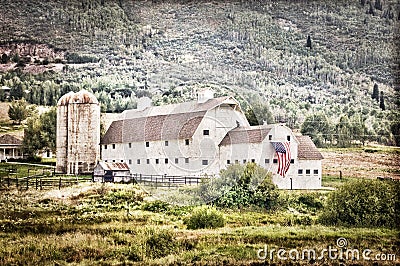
[184,205,225,230]
[205,163,278,210]
[145,229,177,259]
[141,200,170,213]
[318,179,399,228]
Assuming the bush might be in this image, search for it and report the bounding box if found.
[145,229,177,259]
[318,179,399,228]
[184,205,225,230]
[200,163,279,210]
[141,200,170,213]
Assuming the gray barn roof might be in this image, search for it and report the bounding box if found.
[101,96,241,144]
[219,125,273,146]
[101,111,206,144]
[0,134,22,145]
[296,135,324,160]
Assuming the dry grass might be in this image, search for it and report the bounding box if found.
[0,181,398,265]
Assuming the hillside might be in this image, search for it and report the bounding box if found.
[0,0,399,144]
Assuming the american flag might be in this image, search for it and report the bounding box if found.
[271,142,291,177]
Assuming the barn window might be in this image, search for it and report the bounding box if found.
[314,169,319,175]
[112,160,115,162]
[227,160,231,164]
[129,159,132,164]
[129,143,132,148]
[298,169,303,175]
[273,159,278,164]
[287,136,291,141]
[202,160,208,165]
[104,145,107,149]
[265,159,270,164]
[104,160,108,162]
[185,158,189,164]
[146,142,149,147]
[290,159,294,164]
[137,159,140,164]
[185,139,190,145]
[155,159,159,164]
[251,159,255,163]
[306,169,311,175]
[235,160,239,164]
[203,130,209,136]
[165,158,169,164]
[165,141,169,146]
[146,159,150,164]
[243,159,247,164]
[268,135,272,140]
[112,144,116,149]
[175,158,179,164]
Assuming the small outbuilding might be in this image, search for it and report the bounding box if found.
[93,162,131,182]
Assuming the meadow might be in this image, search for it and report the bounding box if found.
[0,174,398,265]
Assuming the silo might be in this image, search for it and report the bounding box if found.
[56,90,100,174]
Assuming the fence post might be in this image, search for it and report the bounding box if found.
[59,177,62,190]
[40,178,42,190]
[35,176,38,190]
[26,177,29,190]
[16,177,18,188]
[7,176,10,187]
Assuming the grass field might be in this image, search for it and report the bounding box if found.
[0,181,398,265]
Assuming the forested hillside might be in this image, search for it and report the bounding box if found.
[0,0,399,146]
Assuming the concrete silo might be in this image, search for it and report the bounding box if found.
[56,90,100,174]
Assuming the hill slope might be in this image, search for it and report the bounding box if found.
[0,0,399,143]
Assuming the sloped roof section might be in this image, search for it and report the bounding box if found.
[99,162,130,171]
[120,96,236,120]
[219,125,273,146]
[101,111,206,144]
[296,135,324,160]
[0,134,22,145]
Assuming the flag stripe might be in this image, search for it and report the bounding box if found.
[272,142,291,177]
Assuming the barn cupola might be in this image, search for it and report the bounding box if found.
[197,88,214,103]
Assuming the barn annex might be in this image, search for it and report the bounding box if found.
[100,90,323,189]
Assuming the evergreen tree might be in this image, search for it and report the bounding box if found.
[371,83,379,102]
[374,0,383,11]
[306,35,312,49]
[379,91,385,110]
[368,1,375,15]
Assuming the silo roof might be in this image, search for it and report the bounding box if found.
[57,90,99,106]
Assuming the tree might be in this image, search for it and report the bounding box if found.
[319,179,399,228]
[8,99,34,124]
[368,1,375,15]
[374,0,383,11]
[336,115,351,147]
[22,108,56,157]
[301,113,331,147]
[1,53,9,64]
[245,101,274,126]
[379,91,385,110]
[306,35,312,49]
[371,83,379,102]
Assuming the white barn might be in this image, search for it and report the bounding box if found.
[100,91,323,189]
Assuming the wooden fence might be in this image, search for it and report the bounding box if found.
[0,175,92,190]
[132,174,204,187]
